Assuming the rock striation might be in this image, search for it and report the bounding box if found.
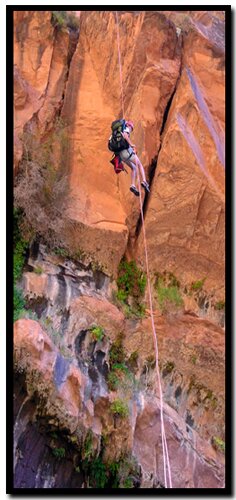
[136,11,225,296]
[14,306,225,488]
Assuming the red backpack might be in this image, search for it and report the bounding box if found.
[110,155,127,175]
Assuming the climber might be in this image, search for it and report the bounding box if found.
[108,119,150,196]
[119,120,150,196]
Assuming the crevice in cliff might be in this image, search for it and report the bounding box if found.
[134,34,184,240]
[57,28,80,118]
[135,155,158,238]
[17,22,80,181]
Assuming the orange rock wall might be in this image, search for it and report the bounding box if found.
[14,11,70,169]
[136,14,225,295]
[14,10,225,287]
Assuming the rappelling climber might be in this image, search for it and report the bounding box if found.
[108,119,150,196]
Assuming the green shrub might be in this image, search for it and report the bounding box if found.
[215,300,225,310]
[137,275,147,295]
[112,363,129,374]
[110,399,129,418]
[107,362,131,391]
[14,240,28,283]
[90,325,104,342]
[34,265,43,275]
[89,457,107,488]
[108,455,138,488]
[14,286,25,321]
[109,335,125,366]
[116,289,127,303]
[116,259,146,318]
[155,271,180,288]
[52,11,80,31]
[107,336,136,391]
[54,247,68,258]
[123,477,133,488]
[107,371,120,391]
[132,303,146,318]
[108,461,120,487]
[191,278,205,291]
[212,436,225,453]
[82,452,139,488]
[13,208,28,284]
[155,276,183,312]
[117,259,146,300]
[52,447,66,458]
[122,303,146,319]
[82,430,93,460]
[52,11,67,29]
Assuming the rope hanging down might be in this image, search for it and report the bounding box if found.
[136,170,172,488]
[115,11,125,119]
[115,11,173,488]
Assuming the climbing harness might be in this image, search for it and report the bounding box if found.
[115,11,173,488]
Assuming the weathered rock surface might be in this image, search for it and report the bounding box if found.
[14,316,224,488]
[20,244,225,445]
[14,11,225,287]
[14,11,183,276]
[136,12,225,297]
[60,11,182,273]
[134,397,224,488]
[14,320,85,431]
[14,11,75,172]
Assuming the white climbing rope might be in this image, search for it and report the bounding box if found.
[115,11,173,488]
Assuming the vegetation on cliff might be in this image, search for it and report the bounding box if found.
[51,11,80,31]
[14,118,71,252]
[13,208,28,320]
[116,259,147,318]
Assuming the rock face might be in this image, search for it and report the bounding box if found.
[133,397,224,489]
[14,11,73,171]
[136,11,225,296]
[60,11,183,274]
[14,10,225,287]
[14,375,84,488]
[14,244,225,488]
[13,9,225,490]
[14,308,225,488]
[14,10,225,289]
[14,10,183,276]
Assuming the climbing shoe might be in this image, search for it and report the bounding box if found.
[141,181,150,193]
[130,185,140,196]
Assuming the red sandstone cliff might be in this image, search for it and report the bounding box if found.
[13,10,225,490]
[14,10,225,294]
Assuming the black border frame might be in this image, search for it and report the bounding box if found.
[7,4,232,496]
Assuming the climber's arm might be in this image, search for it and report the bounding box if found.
[122,131,136,151]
